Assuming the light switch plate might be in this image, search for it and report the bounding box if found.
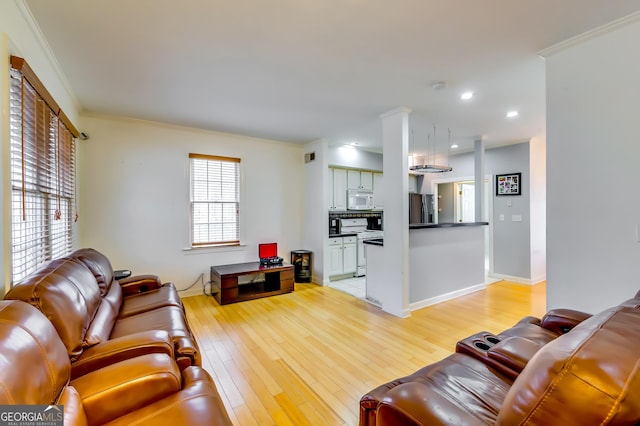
[499,214,505,221]
[507,200,512,207]
[512,215,522,222]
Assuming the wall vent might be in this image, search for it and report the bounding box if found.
[304,152,316,163]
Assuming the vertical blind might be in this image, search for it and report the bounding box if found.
[189,153,240,246]
[9,56,78,282]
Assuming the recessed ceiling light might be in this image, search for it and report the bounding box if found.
[460,92,473,100]
[451,144,459,149]
[506,111,519,118]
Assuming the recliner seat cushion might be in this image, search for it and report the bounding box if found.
[110,306,193,341]
[363,353,514,426]
[119,284,183,318]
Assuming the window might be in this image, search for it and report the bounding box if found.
[9,56,79,282]
[189,153,240,246]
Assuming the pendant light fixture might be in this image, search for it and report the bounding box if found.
[409,124,453,173]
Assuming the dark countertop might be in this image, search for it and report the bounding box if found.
[329,233,358,238]
[363,238,383,246]
[409,222,489,230]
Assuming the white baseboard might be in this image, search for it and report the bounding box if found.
[409,282,487,312]
[530,274,546,285]
[489,273,545,285]
[177,287,208,299]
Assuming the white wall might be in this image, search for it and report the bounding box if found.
[78,115,304,295]
[328,146,383,171]
[0,1,82,296]
[303,139,328,284]
[545,16,640,312]
[529,136,546,283]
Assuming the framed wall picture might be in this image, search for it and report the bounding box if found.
[496,173,521,196]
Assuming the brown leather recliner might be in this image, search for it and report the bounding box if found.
[361,300,640,425]
[4,250,200,376]
[0,299,232,425]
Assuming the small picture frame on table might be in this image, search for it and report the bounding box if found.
[496,173,521,196]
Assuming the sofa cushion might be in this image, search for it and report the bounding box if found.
[5,258,102,359]
[69,248,115,296]
[362,353,514,426]
[497,306,640,425]
[110,306,193,340]
[103,366,233,426]
[119,284,183,318]
[0,300,71,405]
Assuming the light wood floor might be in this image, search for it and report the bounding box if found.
[182,280,546,426]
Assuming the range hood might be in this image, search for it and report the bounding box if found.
[409,164,452,173]
[409,125,453,174]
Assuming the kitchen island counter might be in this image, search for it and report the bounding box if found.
[409,221,488,230]
[365,223,487,315]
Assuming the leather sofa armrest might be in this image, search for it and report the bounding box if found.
[174,336,201,369]
[71,330,174,380]
[71,353,182,426]
[487,336,541,373]
[118,274,163,295]
[539,308,592,334]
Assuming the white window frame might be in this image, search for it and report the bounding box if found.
[189,153,242,248]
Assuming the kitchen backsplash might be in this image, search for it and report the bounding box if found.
[329,211,383,235]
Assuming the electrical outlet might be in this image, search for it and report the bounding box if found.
[499,214,505,221]
[507,200,512,207]
[512,215,522,222]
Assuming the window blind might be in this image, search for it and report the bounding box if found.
[9,56,78,282]
[189,153,240,246]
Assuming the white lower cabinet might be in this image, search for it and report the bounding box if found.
[342,237,357,273]
[329,238,344,276]
[329,236,357,277]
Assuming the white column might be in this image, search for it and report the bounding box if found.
[474,139,485,221]
[380,107,411,318]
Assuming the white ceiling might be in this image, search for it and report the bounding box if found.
[23,0,640,154]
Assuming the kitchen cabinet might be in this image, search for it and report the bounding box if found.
[328,238,344,276]
[331,168,347,210]
[343,237,357,273]
[373,172,384,209]
[328,236,357,277]
[347,170,373,190]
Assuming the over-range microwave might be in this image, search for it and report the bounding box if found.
[347,189,374,210]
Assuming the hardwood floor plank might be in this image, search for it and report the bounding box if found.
[182,280,546,425]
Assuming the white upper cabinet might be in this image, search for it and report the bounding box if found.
[373,172,384,209]
[347,169,373,190]
[330,167,380,210]
[331,168,347,210]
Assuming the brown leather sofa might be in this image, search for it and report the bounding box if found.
[0,299,232,425]
[4,248,200,376]
[361,296,640,425]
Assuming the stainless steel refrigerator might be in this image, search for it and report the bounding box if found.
[409,193,434,224]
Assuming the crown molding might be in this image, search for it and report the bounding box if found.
[539,11,640,57]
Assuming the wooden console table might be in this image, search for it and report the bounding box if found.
[210,261,294,305]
